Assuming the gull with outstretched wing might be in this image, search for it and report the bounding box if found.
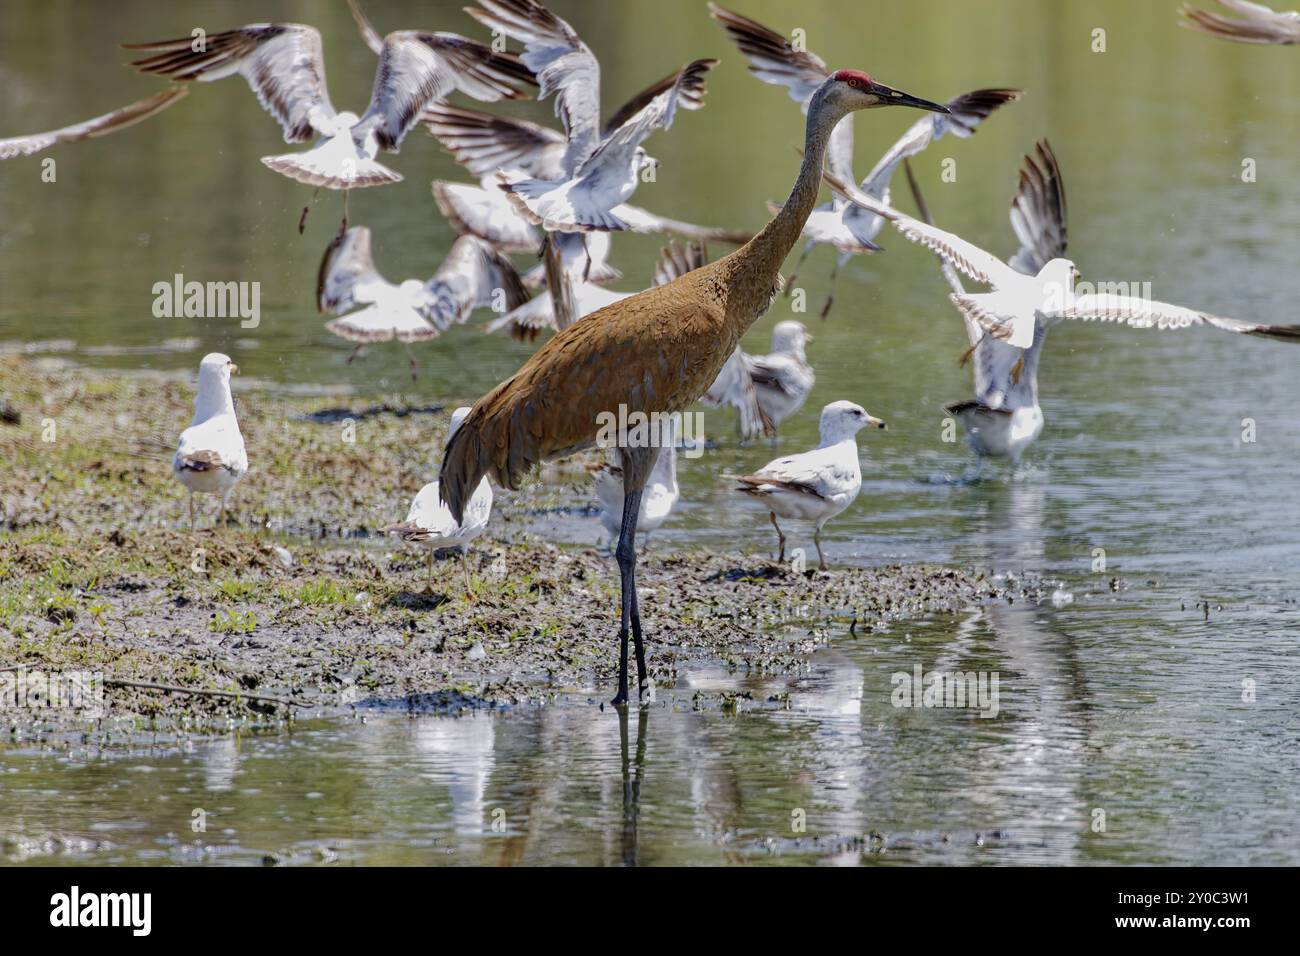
[826,157,1300,352]
[464,0,719,232]
[124,20,532,231]
[890,139,1300,466]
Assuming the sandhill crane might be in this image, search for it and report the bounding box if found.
[173,354,247,530]
[904,142,1066,467]
[584,244,709,540]
[1181,0,1300,42]
[709,3,1020,316]
[825,162,1300,353]
[438,68,950,706]
[734,401,885,570]
[384,407,492,594]
[0,89,189,160]
[318,226,528,376]
[123,23,532,231]
[466,0,719,233]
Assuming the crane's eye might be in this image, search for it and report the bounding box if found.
[846,78,860,88]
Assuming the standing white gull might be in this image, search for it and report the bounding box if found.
[0,89,189,160]
[173,353,248,530]
[383,407,493,594]
[734,401,885,570]
[466,0,718,232]
[1181,1,1300,43]
[709,2,1020,316]
[318,225,527,375]
[123,22,533,231]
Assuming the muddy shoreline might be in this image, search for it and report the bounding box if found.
[1,357,1045,729]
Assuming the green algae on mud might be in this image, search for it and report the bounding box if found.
[1,357,1045,727]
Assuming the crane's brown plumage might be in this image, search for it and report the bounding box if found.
[439,248,779,520]
[439,65,950,704]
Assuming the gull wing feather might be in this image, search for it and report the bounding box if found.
[1059,294,1300,341]
[1008,139,1068,275]
[125,24,336,143]
[317,226,391,314]
[1180,0,1300,43]
[578,59,717,177]
[424,104,565,178]
[740,447,853,500]
[702,348,775,439]
[707,3,852,184]
[0,89,189,160]
[707,2,829,106]
[468,0,601,175]
[858,88,1022,198]
[432,180,540,252]
[423,235,529,330]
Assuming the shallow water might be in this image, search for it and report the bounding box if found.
[2,0,1300,864]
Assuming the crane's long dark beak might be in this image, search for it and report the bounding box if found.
[870,82,950,114]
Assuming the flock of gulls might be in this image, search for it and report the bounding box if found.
[5,0,1300,704]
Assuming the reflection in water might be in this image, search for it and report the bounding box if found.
[410,714,495,836]
[618,707,647,867]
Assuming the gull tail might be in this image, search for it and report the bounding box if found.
[262,143,402,190]
[382,520,433,542]
[500,177,629,233]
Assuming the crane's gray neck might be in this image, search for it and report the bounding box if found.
[725,83,850,322]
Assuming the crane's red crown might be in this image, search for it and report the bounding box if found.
[831,69,874,89]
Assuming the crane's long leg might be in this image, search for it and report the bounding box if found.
[612,484,643,707]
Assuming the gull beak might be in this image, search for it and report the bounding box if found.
[868,415,886,430]
[804,332,815,344]
[869,81,950,114]
[229,363,239,375]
